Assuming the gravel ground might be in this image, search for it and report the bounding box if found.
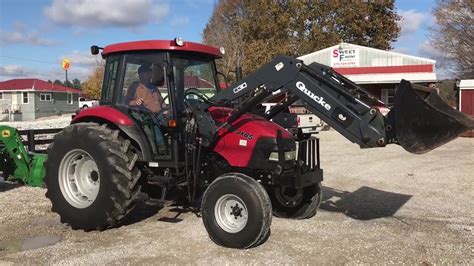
[0,130,473,264]
[1,114,72,130]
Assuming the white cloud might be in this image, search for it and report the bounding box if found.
[0,30,55,46]
[0,65,29,77]
[170,16,190,27]
[392,47,412,55]
[417,41,456,79]
[47,66,92,81]
[398,10,428,38]
[0,63,92,82]
[417,41,449,60]
[44,0,170,27]
[61,51,103,67]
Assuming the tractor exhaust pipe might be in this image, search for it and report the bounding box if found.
[387,80,474,154]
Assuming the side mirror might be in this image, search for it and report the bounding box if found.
[90,45,101,55]
[151,63,164,86]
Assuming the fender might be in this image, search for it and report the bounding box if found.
[72,106,134,126]
[71,106,152,160]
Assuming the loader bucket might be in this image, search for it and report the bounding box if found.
[389,80,474,154]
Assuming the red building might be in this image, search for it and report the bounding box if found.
[458,79,474,137]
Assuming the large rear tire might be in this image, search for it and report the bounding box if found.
[45,123,141,230]
[269,182,322,219]
[201,173,272,249]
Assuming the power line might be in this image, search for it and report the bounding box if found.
[0,55,58,65]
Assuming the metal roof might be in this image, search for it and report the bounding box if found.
[0,79,83,94]
[102,40,222,58]
[459,79,474,90]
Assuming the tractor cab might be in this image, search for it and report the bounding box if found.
[91,39,223,162]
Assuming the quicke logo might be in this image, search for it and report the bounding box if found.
[296,81,331,111]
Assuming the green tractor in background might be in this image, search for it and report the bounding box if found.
[0,125,46,187]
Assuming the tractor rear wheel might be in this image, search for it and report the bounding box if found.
[45,123,141,230]
[269,182,322,219]
[201,173,272,249]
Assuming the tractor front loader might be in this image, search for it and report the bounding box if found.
[43,39,474,249]
[0,125,46,187]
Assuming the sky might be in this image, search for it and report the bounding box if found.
[0,0,443,82]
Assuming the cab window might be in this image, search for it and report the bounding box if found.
[119,53,168,108]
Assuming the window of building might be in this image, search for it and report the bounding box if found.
[381,88,395,106]
[22,92,29,104]
[67,93,73,104]
[0,92,3,100]
[40,93,52,101]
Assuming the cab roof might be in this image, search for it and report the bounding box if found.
[102,40,222,58]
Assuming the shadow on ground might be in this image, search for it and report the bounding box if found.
[120,200,164,227]
[0,182,22,192]
[320,186,412,220]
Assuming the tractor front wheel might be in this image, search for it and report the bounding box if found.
[269,182,322,219]
[201,173,272,249]
[44,123,141,230]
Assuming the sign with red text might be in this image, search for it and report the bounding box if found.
[331,48,359,67]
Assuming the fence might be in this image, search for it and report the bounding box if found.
[17,128,62,153]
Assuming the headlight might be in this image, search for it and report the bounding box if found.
[268,151,296,161]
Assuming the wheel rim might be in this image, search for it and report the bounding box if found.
[214,194,248,233]
[58,149,100,209]
[275,187,304,207]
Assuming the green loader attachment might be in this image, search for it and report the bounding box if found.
[0,125,46,187]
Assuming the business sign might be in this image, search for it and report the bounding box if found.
[331,48,359,67]
[62,58,71,70]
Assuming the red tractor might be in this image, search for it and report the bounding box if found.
[44,38,473,249]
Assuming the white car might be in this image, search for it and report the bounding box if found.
[262,103,324,139]
[78,97,99,109]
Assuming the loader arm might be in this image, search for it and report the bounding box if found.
[204,55,473,153]
[209,55,386,148]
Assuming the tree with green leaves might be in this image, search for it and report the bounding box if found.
[429,0,473,78]
[203,0,400,80]
[63,80,73,88]
[72,78,82,90]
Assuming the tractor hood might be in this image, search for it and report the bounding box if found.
[208,107,293,139]
[208,107,294,168]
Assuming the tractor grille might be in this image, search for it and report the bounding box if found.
[296,137,320,170]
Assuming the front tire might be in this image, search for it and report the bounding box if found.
[45,123,141,230]
[269,182,322,219]
[201,173,272,249]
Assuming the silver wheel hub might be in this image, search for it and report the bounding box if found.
[214,194,248,233]
[58,149,100,209]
